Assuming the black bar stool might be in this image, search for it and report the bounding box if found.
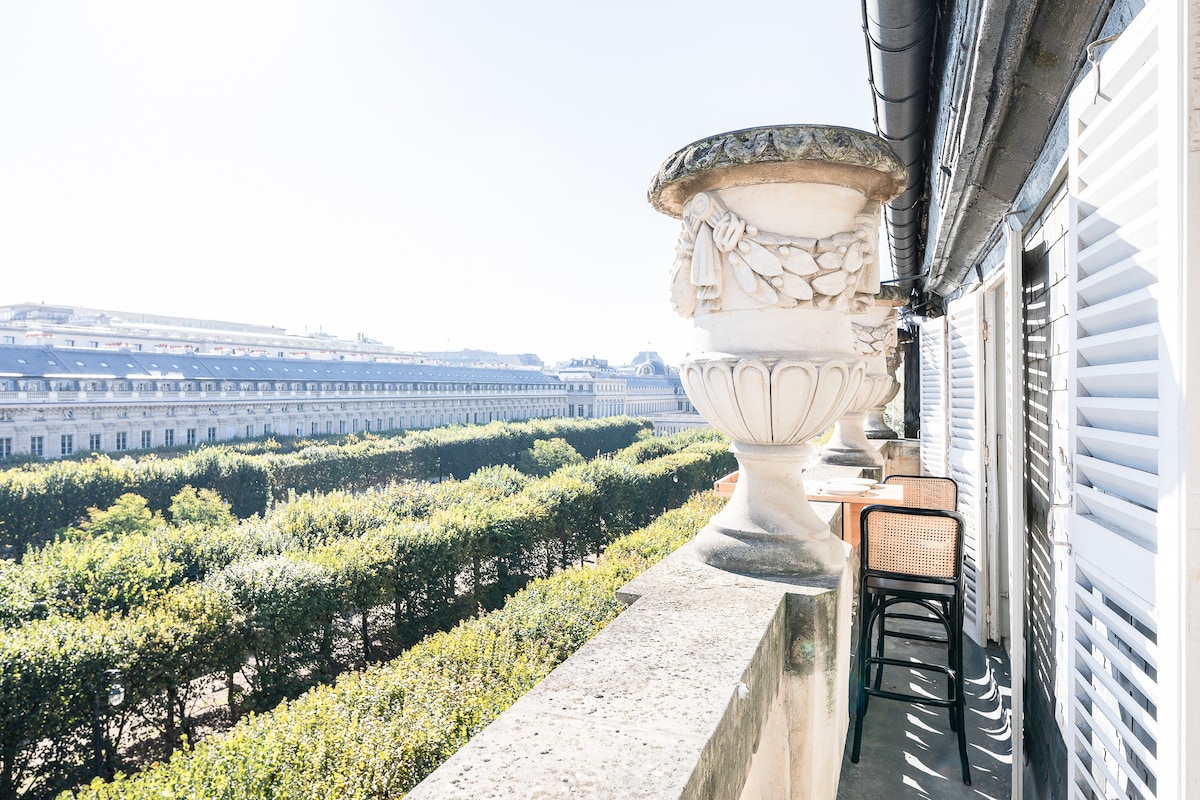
[850,504,971,785]
[875,475,959,651]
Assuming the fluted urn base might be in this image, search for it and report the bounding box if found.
[864,406,899,439]
[694,442,848,576]
[819,411,883,468]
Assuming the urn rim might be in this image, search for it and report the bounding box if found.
[648,124,907,218]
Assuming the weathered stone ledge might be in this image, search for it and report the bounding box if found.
[406,500,851,800]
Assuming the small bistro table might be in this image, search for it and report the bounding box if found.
[805,482,905,550]
[712,472,906,550]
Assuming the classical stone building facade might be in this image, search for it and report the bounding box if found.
[0,344,700,460]
[0,346,570,460]
[0,302,400,361]
[557,352,698,423]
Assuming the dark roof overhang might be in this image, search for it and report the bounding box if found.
[864,0,1115,308]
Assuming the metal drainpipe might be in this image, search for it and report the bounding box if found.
[902,325,920,439]
[861,0,937,289]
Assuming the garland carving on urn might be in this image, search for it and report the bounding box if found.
[670,192,880,317]
[885,345,903,378]
[851,320,898,358]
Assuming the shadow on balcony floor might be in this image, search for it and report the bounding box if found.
[838,617,1013,799]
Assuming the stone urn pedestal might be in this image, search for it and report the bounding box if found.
[818,380,894,468]
[649,125,905,576]
[864,353,903,440]
[819,301,903,467]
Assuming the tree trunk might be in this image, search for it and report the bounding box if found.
[319,619,334,679]
[1,746,16,800]
[226,671,238,721]
[360,607,372,664]
[472,555,482,606]
[165,681,178,753]
[91,692,104,779]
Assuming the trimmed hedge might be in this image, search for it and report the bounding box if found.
[0,428,730,630]
[1,584,245,800]
[0,466,533,628]
[67,494,725,800]
[2,435,733,799]
[0,418,651,559]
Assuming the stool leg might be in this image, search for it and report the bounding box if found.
[948,631,958,732]
[953,593,971,785]
[850,592,875,763]
[862,593,878,716]
[942,599,955,730]
[872,603,887,691]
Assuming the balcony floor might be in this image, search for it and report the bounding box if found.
[838,613,1013,799]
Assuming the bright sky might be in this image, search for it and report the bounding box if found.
[0,1,875,367]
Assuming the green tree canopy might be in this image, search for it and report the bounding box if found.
[77,493,162,539]
[516,438,584,477]
[168,486,235,530]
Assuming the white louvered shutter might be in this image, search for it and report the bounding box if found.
[1066,9,1161,798]
[945,292,986,644]
[918,316,948,477]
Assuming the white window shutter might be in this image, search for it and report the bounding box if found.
[918,316,948,478]
[1066,8,1161,798]
[946,292,987,644]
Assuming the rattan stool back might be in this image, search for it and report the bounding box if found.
[882,474,958,512]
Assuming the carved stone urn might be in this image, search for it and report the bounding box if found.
[818,302,900,467]
[865,342,903,439]
[649,125,905,576]
[861,286,908,440]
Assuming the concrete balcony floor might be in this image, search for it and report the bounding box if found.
[838,615,1013,799]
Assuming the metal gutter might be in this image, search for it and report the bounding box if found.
[861,0,937,287]
[921,0,1039,300]
[865,0,1117,307]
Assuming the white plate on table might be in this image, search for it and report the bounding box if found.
[835,478,878,487]
[820,485,869,496]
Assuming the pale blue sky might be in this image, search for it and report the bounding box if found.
[0,1,875,365]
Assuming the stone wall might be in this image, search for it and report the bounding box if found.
[406,504,853,800]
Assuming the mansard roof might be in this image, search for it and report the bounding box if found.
[0,345,561,385]
[623,375,680,387]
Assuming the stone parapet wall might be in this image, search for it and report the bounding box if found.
[879,438,921,478]
[406,501,852,800]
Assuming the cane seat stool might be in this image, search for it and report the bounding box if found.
[875,475,959,649]
[850,504,972,785]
